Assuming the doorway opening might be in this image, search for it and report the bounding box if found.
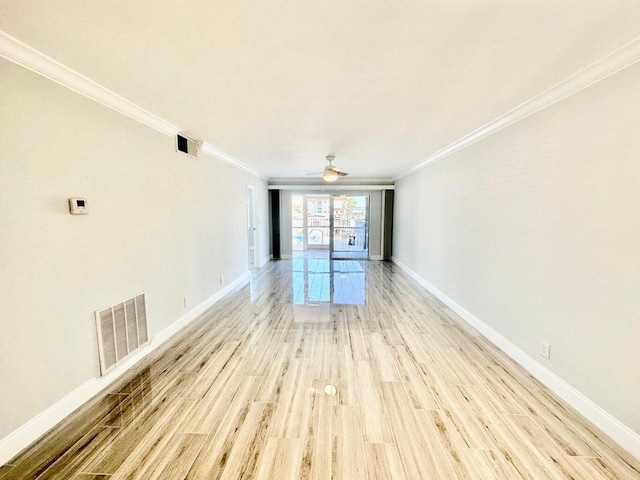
[292,194,369,260]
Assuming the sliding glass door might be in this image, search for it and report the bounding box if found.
[306,196,330,250]
[291,194,369,259]
[331,195,369,259]
[291,195,330,251]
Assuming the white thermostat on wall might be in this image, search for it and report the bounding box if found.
[68,197,88,215]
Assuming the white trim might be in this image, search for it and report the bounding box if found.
[0,31,265,179]
[395,35,640,180]
[201,143,263,178]
[4,30,640,184]
[268,184,394,191]
[0,271,250,465]
[391,256,640,461]
[259,255,271,268]
[0,31,180,137]
[281,253,381,260]
[246,185,260,269]
[380,191,386,260]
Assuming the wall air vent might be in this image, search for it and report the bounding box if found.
[176,133,200,158]
[95,293,148,375]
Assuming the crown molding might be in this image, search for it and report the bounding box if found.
[0,31,266,179]
[396,35,640,180]
[0,31,180,136]
[5,29,639,183]
[268,184,394,191]
[268,177,395,185]
[200,143,264,178]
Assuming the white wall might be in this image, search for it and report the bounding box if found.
[0,59,268,439]
[394,62,640,437]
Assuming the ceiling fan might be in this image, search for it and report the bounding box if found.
[307,155,349,182]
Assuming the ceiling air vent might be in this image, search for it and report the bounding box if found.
[176,133,200,158]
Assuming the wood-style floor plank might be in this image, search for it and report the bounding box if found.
[217,401,275,480]
[2,256,639,479]
[0,466,14,479]
[269,358,313,439]
[415,408,473,479]
[298,379,333,480]
[332,406,368,480]
[255,438,302,480]
[184,376,263,479]
[362,442,407,480]
[355,360,393,444]
[108,397,198,480]
[380,381,440,479]
[460,448,525,480]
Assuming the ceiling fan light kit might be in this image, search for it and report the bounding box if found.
[323,169,338,182]
[309,155,349,182]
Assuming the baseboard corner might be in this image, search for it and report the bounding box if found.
[259,255,271,268]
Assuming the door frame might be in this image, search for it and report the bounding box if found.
[246,185,259,269]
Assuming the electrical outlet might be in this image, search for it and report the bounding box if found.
[219,276,224,285]
[539,340,551,359]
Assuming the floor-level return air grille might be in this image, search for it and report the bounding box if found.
[95,293,148,375]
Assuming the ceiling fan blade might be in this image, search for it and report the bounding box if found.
[323,166,348,176]
[306,156,347,178]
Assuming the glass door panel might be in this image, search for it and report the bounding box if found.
[292,195,304,251]
[306,196,330,250]
[331,195,369,259]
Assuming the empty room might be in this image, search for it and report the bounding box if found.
[1,2,639,479]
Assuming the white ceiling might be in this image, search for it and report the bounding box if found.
[2,1,640,179]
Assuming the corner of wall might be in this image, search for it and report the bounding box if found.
[391,256,640,461]
[259,256,271,268]
[0,271,251,466]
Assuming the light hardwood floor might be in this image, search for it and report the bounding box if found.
[2,258,639,479]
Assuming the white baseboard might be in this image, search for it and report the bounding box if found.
[391,256,640,461]
[370,255,383,260]
[0,272,251,465]
[259,255,271,268]
[152,271,250,347]
[281,254,292,259]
